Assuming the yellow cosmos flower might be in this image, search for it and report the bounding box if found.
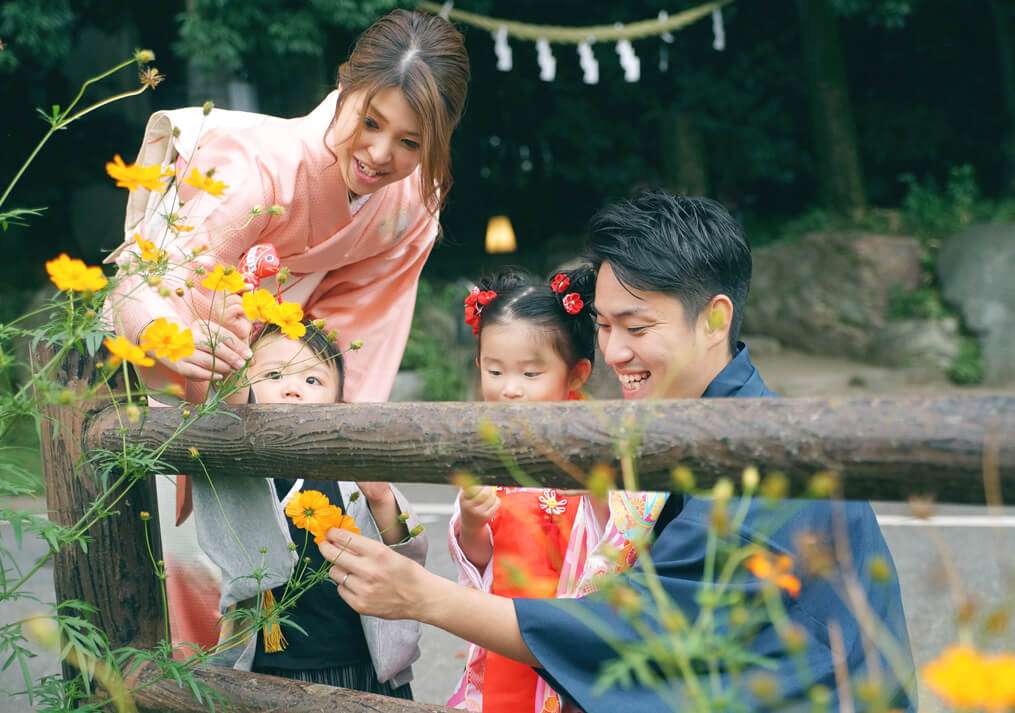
[310,505,361,544]
[104,336,155,368]
[923,645,1015,712]
[140,318,195,362]
[105,154,174,193]
[285,490,330,532]
[200,265,246,294]
[183,168,228,198]
[268,301,306,340]
[133,233,165,263]
[46,254,108,293]
[242,288,277,322]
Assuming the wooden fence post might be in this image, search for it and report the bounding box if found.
[38,348,165,667]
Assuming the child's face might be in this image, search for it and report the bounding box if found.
[478,321,589,402]
[249,333,340,405]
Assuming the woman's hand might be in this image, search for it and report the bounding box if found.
[157,318,251,382]
[320,530,430,620]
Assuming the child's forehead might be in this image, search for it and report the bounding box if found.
[481,320,561,361]
[251,334,333,372]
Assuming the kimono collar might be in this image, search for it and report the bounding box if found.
[701,341,773,398]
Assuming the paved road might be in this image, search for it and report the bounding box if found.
[3,487,1014,711]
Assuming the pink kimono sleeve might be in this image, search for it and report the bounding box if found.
[305,212,438,403]
[108,132,277,345]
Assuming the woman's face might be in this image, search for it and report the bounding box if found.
[334,86,422,196]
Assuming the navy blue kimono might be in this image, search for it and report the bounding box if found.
[515,343,916,712]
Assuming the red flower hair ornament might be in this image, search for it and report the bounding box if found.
[464,286,497,335]
[551,273,585,316]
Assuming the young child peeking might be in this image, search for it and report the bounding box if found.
[191,316,425,698]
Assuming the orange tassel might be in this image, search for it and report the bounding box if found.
[262,589,287,653]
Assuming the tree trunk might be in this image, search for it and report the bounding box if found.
[989,0,1015,194]
[38,349,165,679]
[796,0,867,215]
[661,103,710,196]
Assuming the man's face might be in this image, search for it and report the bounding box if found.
[594,262,713,400]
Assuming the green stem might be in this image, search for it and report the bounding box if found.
[60,58,136,120]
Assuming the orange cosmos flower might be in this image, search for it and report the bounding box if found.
[140,318,195,362]
[104,336,155,368]
[133,233,165,263]
[183,168,228,198]
[201,265,246,294]
[242,288,277,323]
[105,154,174,192]
[267,301,306,340]
[46,254,108,293]
[745,551,802,598]
[923,645,1015,712]
[285,490,360,544]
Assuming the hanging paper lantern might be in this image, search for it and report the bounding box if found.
[615,38,640,82]
[712,8,726,51]
[485,215,517,254]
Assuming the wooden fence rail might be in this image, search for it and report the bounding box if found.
[88,395,1015,503]
[43,361,1015,712]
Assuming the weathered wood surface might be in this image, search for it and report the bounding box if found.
[86,396,1015,504]
[38,349,165,664]
[130,665,451,712]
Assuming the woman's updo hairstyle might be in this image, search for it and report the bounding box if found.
[334,9,470,214]
[473,265,597,368]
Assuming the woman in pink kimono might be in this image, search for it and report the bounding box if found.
[106,9,469,651]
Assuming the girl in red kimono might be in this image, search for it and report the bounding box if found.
[447,267,667,713]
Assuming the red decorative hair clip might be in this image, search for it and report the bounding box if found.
[551,272,584,315]
[562,293,584,315]
[464,287,497,335]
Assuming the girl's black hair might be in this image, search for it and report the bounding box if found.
[473,264,597,367]
[254,321,346,401]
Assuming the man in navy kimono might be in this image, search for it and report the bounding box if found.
[321,192,915,711]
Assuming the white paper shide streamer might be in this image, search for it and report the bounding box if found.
[658,10,675,72]
[577,40,599,84]
[712,8,725,51]
[536,38,556,81]
[493,26,512,71]
[615,38,640,82]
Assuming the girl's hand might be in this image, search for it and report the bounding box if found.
[459,486,500,533]
[357,482,395,506]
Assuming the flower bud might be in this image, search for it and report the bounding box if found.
[147,276,162,287]
[164,384,185,399]
[188,446,200,459]
[397,512,410,523]
[477,419,499,445]
[268,204,285,216]
[175,287,185,297]
[134,49,156,64]
[712,477,734,501]
[258,547,268,555]
[182,408,191,419]
[276,267,290,285]
[780,624,808,654]
[312,319,325,330]
[409,524,425,538]
[140,511,151,521]
[349,491,360,502]
[748,673,782,705]
[350,339,364,351]
[158,287,170,298]
[671,465,695,492]
[125,404,141,423]
[172,127,181,138]
[327,330,339,342]
[57,389,74,405]
[586,464,615,500]
[84,309,97,320]
[808,471,840,499]
[202,100,214,115]
[868,556,892,584]
[287,543,298,551]
[251,205,263,215]
[742,466,760,492]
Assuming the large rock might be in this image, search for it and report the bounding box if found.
[938,223,1015,384]
[744,232,925,360]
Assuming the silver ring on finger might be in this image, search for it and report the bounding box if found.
[337,572,351,593]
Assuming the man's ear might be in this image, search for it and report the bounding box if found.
[569,358,593,391]
[474,356,480,369]
[702,295,733,348]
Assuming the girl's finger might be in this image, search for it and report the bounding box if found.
[185,348,237,376]
[161,357,216,382]
[195,330,247,370]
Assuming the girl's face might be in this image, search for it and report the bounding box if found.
[249,334,340,405]
[334,86,422,196]
[478,321,591,402]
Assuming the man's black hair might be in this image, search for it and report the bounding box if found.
[587,191,751,354]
